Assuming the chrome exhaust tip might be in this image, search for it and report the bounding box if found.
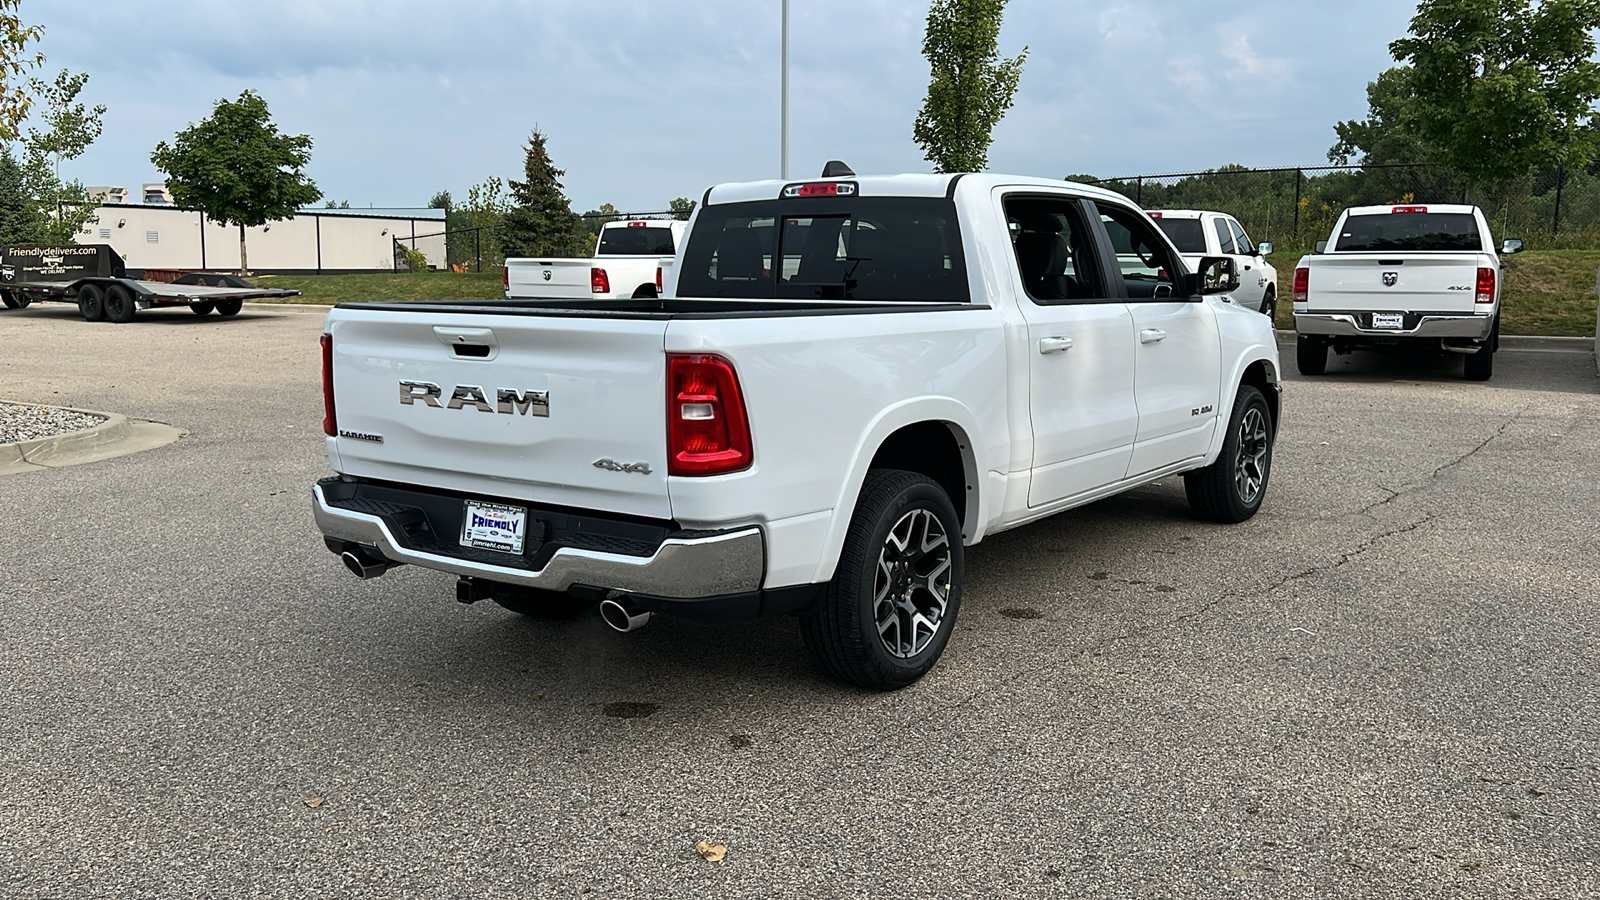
[599,597,653,633]
[341,548,391,579]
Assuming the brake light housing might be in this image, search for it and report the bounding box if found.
[321,333,336,436]
[667,354,752,476]
[1293,267,1309,302]
[591,267,610,294]
[781,182,857,198]
[1476,266,1496,303]
[1392,205,1427,214]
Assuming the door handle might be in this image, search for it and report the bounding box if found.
[1038,336,1073,354]
[1139,328,1167,344]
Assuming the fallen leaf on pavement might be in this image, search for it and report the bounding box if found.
[304,797,325,809]
[696,840,727,862]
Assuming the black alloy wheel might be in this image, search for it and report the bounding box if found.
[104,285,137,323]
[77,284,106,321]
[1185,384,1274,523]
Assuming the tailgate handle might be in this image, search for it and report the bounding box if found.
[434,326,498,360]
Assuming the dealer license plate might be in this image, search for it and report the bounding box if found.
[460,501,527,554]
[1371,312,1404,329]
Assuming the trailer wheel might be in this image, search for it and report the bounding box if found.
[1,290,18,309]
[214,298,243,317]
[77,284,106,321]
[104,285,137,323]
[190,301,215,316]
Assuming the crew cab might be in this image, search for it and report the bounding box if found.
[313,166,1283,690]
[1147,209,1277,319]
[504,219,685,300]
[1293,204,1522,380]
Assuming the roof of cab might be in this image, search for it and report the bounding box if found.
[1343,203,1478,216]
[703,173,1136,207]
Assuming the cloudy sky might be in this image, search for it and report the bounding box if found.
[28,0,1419,214]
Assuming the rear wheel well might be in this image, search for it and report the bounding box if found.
[868,422,971,529]
[1240,360,1279,430]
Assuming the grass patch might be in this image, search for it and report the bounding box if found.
[250,272,504,305]
[1269,248,1599,336]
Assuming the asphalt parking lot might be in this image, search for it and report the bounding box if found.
[2,301,1597,898]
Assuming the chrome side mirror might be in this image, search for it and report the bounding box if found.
[1314,239,1328,254]
[1197,256,1239,295]
[1257,241,1274,256]
[1501,238,1524,255]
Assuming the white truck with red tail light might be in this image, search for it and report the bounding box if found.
[1292,204,1523,381]
[313,163,1283,690]
[503,219,685,300]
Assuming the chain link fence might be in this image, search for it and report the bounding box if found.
[392,210,688,273]
[1082,163,1600,251]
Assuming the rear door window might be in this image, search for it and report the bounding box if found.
[677,198,968,302]
[1212,218,1237,254]
[1335,212,1482,252]
[1004,195,1107,304]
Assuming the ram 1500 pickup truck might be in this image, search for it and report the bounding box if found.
[1147,209,1277,319]
[313,167,1283,689]
[504,219,685,300]
[1293,204,1523,380]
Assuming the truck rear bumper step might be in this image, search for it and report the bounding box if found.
[1294,312,1492,339]
[312,482,764,598]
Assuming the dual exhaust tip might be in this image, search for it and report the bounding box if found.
[340,546,653,633]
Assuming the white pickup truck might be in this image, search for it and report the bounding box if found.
[504,219,685,300]
[1147,209,1278,319]
[313,168,1283,689]
[1293,204,1523,380]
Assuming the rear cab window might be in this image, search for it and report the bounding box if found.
[597,225,676,256]
[1333,212,1482,252]
[1153,217,1206,253]
[677,197,968,302]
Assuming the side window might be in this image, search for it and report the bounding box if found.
[1212,218,1237,255]
[1003,196,1105,304]
[1096,202,1182,300]
[1229,219,1255,255]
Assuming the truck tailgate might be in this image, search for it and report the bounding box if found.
[1305,254,1487,313]
[505,259,592,298]
[328,308,671,519]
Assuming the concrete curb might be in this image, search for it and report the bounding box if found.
[0,406,130,467]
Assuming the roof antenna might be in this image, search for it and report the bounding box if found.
[820,160,855,178]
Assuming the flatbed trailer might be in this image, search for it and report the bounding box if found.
[0,244,300,322]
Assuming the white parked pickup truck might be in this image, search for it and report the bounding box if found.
[504,219,686,300]
[1293,204,1523,381]
[1147,209,1277,319]
[313,166,1283,689]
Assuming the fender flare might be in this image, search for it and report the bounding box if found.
[1203,349,1281,464]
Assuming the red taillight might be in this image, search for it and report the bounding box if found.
[591,267,610,294]
[1293,267,1309,302]
[655,266,663,295]
[627,220,647,227]
[1476,266,1496,303]
[1147,211,1163,218]
[502,266,508,293]
[321,333,336,436]
[666,354,752,476]
[1392,205,1427,214]
[781,182,858,198]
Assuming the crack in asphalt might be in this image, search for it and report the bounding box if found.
[1432,413,1520,480]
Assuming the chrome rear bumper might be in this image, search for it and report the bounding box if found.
[1294,312,1493,340]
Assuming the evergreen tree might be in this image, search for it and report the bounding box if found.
[0,146,44,243]
[498,128,586,258]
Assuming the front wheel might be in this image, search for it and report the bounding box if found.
[1260,288,1276,325]
[1296,334,1326,376]
[1185,385,1274,523]
[800,469,963,690]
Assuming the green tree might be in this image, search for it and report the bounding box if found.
[669,196,696,220]
[455,176,511,268]
[150,90,321,274]
[1391,0,1600,187]
[912,0,1027,173]
[323,199,350,209]
[0,1,43,141]
[579,201,618,240]
[0,146,42,243]
[499,128,586,258]
[20,69,104,242]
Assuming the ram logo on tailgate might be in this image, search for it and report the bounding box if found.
[399,381,549,417]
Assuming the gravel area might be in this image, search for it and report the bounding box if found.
[0,401,107,445]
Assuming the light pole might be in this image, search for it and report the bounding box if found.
[781,0,789,180]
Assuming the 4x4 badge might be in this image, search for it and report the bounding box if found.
[593,458,652,475]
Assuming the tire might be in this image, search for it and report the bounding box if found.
[1260,288,1276,325]
[1463,318,1496,381]
[488,584,594,619]
[1185,384,1274,524]
[190,301,216,316]
[214,298,243,317]
[11,292,28,308]
[1,291,18,309]
[103,284,136,323]
[77,284,106,321]
[800,469,963,690]
[1296,334,1327,376]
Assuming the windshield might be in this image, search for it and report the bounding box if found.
[676,198,968,302]
[597,226,675,256]
[1153,217,1206,253]
[1334,212,1482,252]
